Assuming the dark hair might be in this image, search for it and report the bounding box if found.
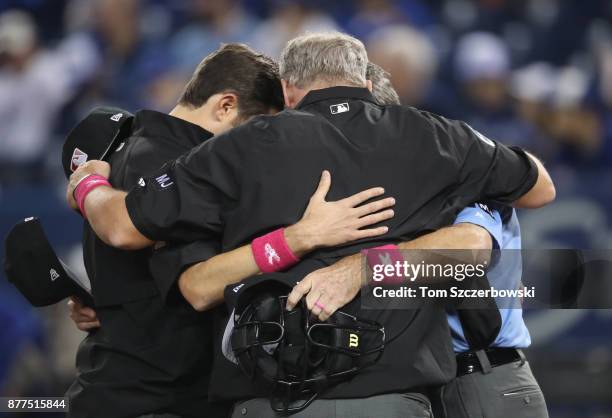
[179,43,284,119]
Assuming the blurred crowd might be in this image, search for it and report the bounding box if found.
[1,0,612,187]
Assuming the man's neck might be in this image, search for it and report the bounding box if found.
[169,104,213,132]
[289,81,366,108]
[307,81,360,90]
[168,104,219,135]
[169,104,202,127]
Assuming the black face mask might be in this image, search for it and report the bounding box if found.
[231,294,385,415]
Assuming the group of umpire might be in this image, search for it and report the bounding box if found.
[62,43,396,418]
[63,32,555,417]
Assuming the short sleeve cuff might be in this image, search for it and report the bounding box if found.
[505,146,539,202]
[125,187,160,242]
[148,240,221,303]
[454,204,503,250]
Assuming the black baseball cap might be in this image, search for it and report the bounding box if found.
[62,106,134,179]
[3,217,93,307]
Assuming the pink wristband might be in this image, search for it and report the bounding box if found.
[252,228,300,273]
[362,244,404,284]
[74,174,111,218]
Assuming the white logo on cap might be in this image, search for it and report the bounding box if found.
[138,177,146,187]
[24,217,34,222]
[70,148,88,172]
[110,113,123,122]
[115,142,125,152]
[233,283,245,293]
[49,268,60,282]
[330,103,349,114]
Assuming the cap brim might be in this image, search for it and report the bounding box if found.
[58,258,94,306]
[99,115,134,161]
[3,217,94,307]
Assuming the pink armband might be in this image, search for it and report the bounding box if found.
[252,228,300,273]
[74,174,111,219]
[362,244,404,284]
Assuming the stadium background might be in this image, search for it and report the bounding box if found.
[0,0,611,417]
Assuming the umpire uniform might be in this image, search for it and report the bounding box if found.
[123,87,539,411]
[441,203,549,418]
[64,108,229,418]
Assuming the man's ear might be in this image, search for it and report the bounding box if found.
[215,93,238,121]
[281,80,309,109]
[281,79,293,108]
[366,79,373,92]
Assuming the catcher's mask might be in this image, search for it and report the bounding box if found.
[231,294,385,415]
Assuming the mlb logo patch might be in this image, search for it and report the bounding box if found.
[110,112,123,122]
[330,103,350,114]
[70,148,88,172]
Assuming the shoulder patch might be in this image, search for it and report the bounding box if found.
[476,202,496,219]
[467,125,496,148]
[154,173,174,189]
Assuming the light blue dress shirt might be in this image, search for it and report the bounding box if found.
[447,203,532,353]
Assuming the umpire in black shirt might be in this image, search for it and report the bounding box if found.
[64,44,285,418]
[66,32,555,416]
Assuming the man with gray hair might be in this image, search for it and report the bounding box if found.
[291,61,549,418]
[66,31,555,417]
[279,32,370,96]
[366,61,401,105]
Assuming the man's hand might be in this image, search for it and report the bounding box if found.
[285,220,496,321]
[67,297,100,331]
[284,171,395,256]
[64,159,149,249]
[286,253,362,321]
[66,160,111,210]
[175,171,393,312]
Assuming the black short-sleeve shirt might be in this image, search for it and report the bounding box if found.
[126,87,537,254]
[70,110,229,418]
[123,88,537,398]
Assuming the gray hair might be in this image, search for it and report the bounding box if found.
[366,62,400,105]
[279,32,368,88]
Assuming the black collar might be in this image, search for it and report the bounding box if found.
[296,86,378,109]
[131,109,213,147]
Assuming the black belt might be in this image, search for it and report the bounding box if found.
[456,348,522,377]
